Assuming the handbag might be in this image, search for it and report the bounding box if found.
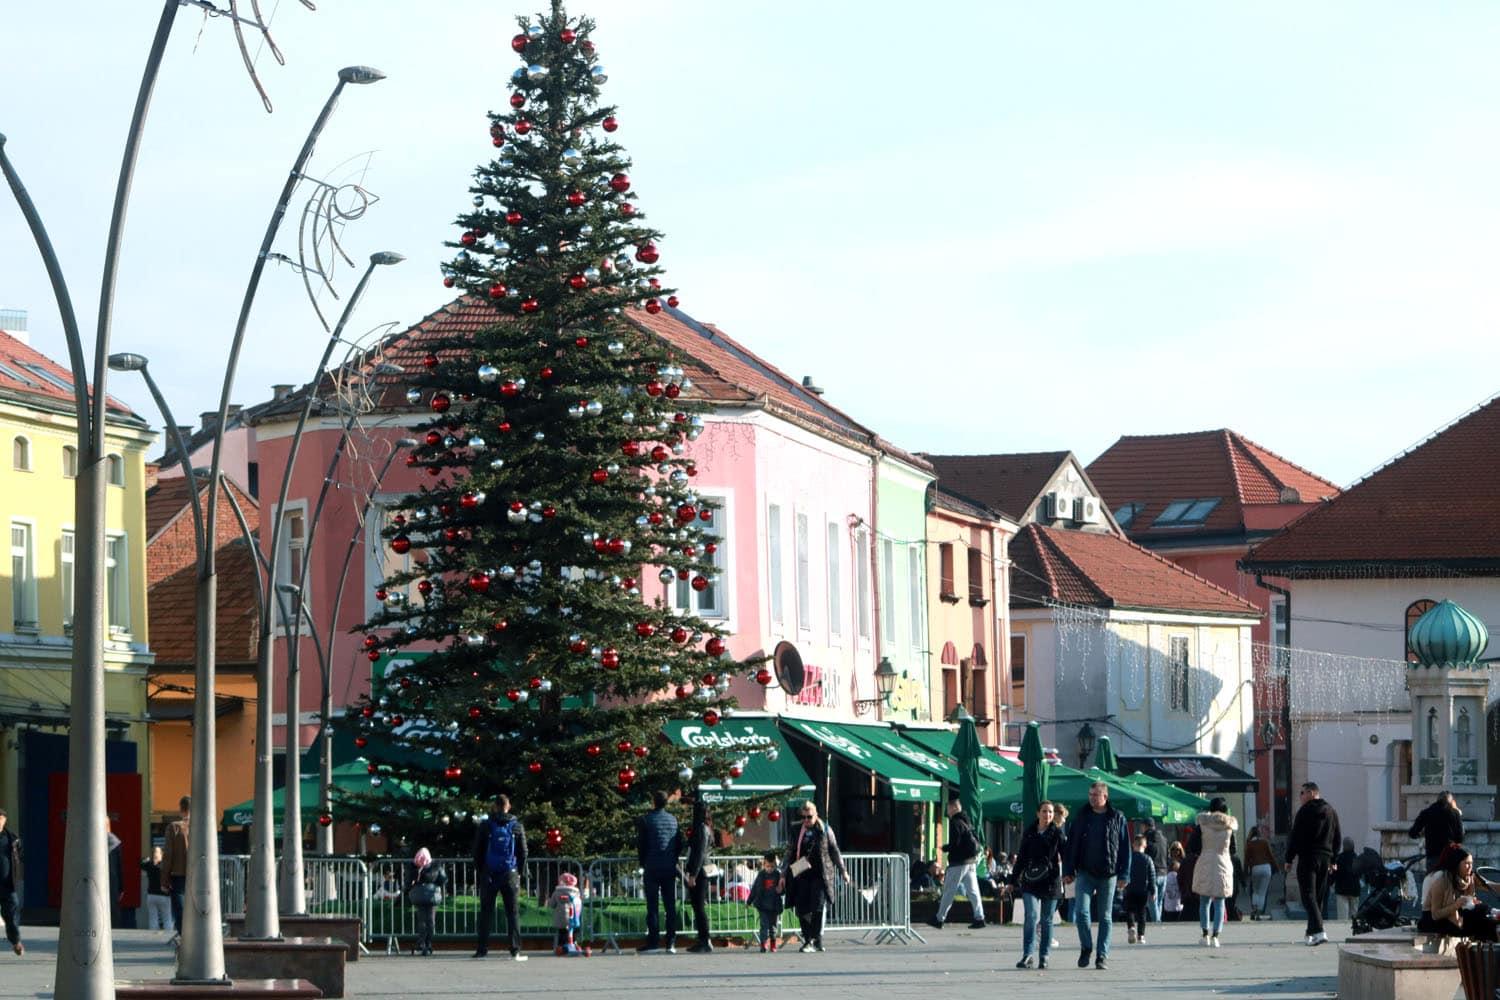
[409,882,443,906]
[1019,860,1052,890]
[789,857,812,878]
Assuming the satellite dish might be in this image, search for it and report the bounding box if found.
[773,641,804,696]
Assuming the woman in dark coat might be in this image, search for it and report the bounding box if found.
[1009,800,1066,969]
[406,847,447,956]
[683,800,714,953]
[786,801,848,953]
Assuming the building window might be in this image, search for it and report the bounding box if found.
[967,547,985,604]
[18,362,73,392]
[1010,634,1027,713]
[1152,498,1220,527]
[106,453,124,486]
[61,530,75,629]
[942,666,959,720]
[62,445,77,478]
[674,499,726,619]
[275,505,307,626]
[907,545,924,652]
[12,436,30,472]
[1405,598,1437,663]
[1113,502,1145,528]
[880,539,896,644]
[794,511,811,631]
[1168,635,1191,711]
[939,542,956,599]
[827,521,842,639]
[366,502,414,620]
[105,533,129,632]
[855,526,871,640]
[10,522,37,628]
[1270,595,1290,670]
[766,504,784,628]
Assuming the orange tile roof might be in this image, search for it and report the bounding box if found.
[1086,429,1339,538]
[146,476,260,542]
[1010,523,1261,617]
[1244,396,1500,572]
[146,540,261,667]
[0,329,141,421]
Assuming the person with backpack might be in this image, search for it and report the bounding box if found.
[636,790,682,954]
[472,794,528,960]
[927,795,986,929]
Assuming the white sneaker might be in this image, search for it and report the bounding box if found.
[1305,935,1316,946]
[512,952,528,962]
[1200,933,1210,946]
[1310,932,1328,946]
[1211,936,1220,948]
[1128,928,1137,944]
[1138,935,1146,944]
[665,946,677,954]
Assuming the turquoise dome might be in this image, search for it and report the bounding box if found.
[1409,600,1489,668]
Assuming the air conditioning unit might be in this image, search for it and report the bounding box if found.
[1077,497,1102,524]
[1046,493,1074,521]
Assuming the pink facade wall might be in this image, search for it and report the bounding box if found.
[157,426,256,493]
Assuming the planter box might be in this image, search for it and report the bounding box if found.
[224,937,346,999]
[225,915,361,961]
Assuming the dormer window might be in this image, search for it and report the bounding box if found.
[1152,498,1220,527]
[1114,502,1145,528]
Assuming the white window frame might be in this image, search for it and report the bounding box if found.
[274,500,309,629]
[907,544,924,655]
[61,444,77,479]
[767,503,784,631]
[855,526,871,642]
[794,510,811,633]
[106,453,124,486]
[10,520,38,630]
[105,531,130,633]
[12,435,31,472]
[365,499,413,621]
[880,538,896,644]
[826,520,843,643]
[671,493,730,621]
[1270,594,1290,671]
[61,528,75,629]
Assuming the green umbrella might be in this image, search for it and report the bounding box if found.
[1020,720,1048,821]
[954,711,984,833]
[1117,772,1209,824]
[1094,734,1117,773]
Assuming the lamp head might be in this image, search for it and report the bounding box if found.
[339,66,386,85]
[947,704,973,724]
[373,363,404,375]
[396,437,419,449]
[276,583,302,596]
[107,352,149,372]
[370,251,405,266]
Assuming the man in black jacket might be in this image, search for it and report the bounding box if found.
[1140,819,1168,922]
[1284,781,1341,946]
[928,796,986,930]
[0,807,21,956]
[1063,782,1131,970]
[1409,791,1464,870]
[636,790,682,953]
[472,794,529,960]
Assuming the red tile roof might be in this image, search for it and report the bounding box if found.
[0,329,140,421]
[146,540,261,667]
[1244,396,1500,573]
[1010,523,1261,617]
[1086,430,1339,539]
[922,452,1072,521]
[146,476,259,542]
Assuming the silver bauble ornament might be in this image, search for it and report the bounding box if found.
[498,565,517,580]
[765,747,779,763]
[561,148,583,169]
[670,471,688,486]
[508,508,527,523]
[511,68,525,83]
[371,776,384,787]
[567,404,586,419]
[478,363,500,383]
[472,195,484,207]
[591,66,608,84]
[527,63,549,79]
[583,266,601,282]
[605,462,620,475]
[490,457,506,470]
[494,240,511,255]
[469,436,487,451]
[586,400,604,417]
[620,410,635,423]
[526,23,544,38]
[658,567,676,583]
[534,431,546,442]
[579,224,595,237]
[405,388,422,405]
[607,341,625,356]
[369,822,382,834]
[635,515,650,528]
[539,679,553,692]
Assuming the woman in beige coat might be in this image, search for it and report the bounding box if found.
[1191,798,1239,948]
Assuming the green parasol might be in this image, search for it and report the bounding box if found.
[1020,720,1048,821]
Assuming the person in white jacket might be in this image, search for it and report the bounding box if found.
[1191,798,1239,948]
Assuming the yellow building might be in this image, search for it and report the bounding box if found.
[0,324,155,916]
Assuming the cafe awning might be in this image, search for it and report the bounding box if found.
[220,761,419,828]
[897,726,1021,786]
[779,718,942,802]
[662,716,815,803]
[1115,754,1259,794]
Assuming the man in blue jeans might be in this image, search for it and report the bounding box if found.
[1140,819,1168,922]
[1062,781,1131,970]
[636,790,682,953]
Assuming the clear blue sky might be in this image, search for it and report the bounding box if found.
[2,1,1497,486]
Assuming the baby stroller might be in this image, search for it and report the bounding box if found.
[1351,854,1422,935]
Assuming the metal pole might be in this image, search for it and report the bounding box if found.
[219,66,383,938]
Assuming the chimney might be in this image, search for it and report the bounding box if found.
[801,375,825,396]
[0,308,29,345]
[199,411,220,433]
[175,426,194,446]
[272,384,294,401]
[144,462,160,491]
[226,404,243,420]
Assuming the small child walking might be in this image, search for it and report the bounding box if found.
[747,850,785,952]
[1124,835,1157,944]
[547,872,585,956]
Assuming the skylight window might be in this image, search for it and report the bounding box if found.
[1151,498,1220,527]
[19,363,72,392]
[1113,502,1145,528]
[0,361,39,387]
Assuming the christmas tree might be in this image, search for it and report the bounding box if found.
[340,0,752,857]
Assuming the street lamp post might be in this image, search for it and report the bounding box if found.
[1077,722,1098,769]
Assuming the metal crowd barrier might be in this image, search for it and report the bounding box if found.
[212,852,914,951]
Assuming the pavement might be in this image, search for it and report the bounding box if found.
[0,917,1394,999]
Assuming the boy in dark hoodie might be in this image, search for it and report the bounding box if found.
[747,850,785,952]
[1124,835,1157,944]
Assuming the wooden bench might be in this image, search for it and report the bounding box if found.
[115,979,322,998]
[1337,942,1459,1000]
[224,937,347,999]
[224,915,362,961]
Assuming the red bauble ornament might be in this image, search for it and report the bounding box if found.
[592,537,608,553]
[467,571,490,593]
[506,210,523,226]
[542,505,556,518]
[691,575,709,592]
[636,242,659,263]
[601,647,620,669]
[648,511,664,526]
[514,119,532,136]
[318,813,334,827]
[675,685,690,700]
[623,576,638,590]
[677,503,697,521]
[705,542,718,555]
[634,621,656,638]
[591,468,609,484]
[634,746,649,759]
[510,93,526,108]
[424,353,438,369]
[373,586,388,601]
[602,115,618,132]
[405,454,419,467]
[670,627,689,644]
[702,709,720,727]
[354,736,368,749]
[617,768,634,783]
[540,365,556,380]
[682,545,697,558]
[586,743,602,757]
[506,688,522,703]
[706,636,727,656]
[444,765,462,780]
[730,765,744,778]
[566,190,586,207]
[619,202,637,218]
[443,276,456,288]
[528,676,543,689]
[667,295,680,308]
[417,579,434,596]
[674,412,688,424]
[460,491,480,509]
[363,635,379,650]
[560,28,576,43]
[645,298,662,315]
[521,297,540,314]
[468,705,483,719]
[756,668,772,685]
[492,136,505,148]
[365,649,380,662]
[699,509,712,522]
[617,781,632,793]
[489,282,507,299]
[500,379,521,398]
[700,673,717,686]
[664,383,681,399]
[424,429,443,446]
[431,393,451,413]
[528,761,543,774]
[622,440,641,456]
[734,814,747,828]
[498,420,513,433]
[569,637,588,654]
[616,739,633,753]
[609,173,631,193]
[460,231,477,247]
[574,335,590,348]
[568,273,587,290]
[650,445,669,462]
[749,806,762,820]
[510,33,528,52]
[426,465,442,478]
[442,526,459,543]
[361,706,375,718]
[769,809,782,822]
[607,537,625,555]
[645,380,664,397]
[493,618,509,631]
[391,535,411,554]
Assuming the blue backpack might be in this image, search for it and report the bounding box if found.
[485,818,517,874]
